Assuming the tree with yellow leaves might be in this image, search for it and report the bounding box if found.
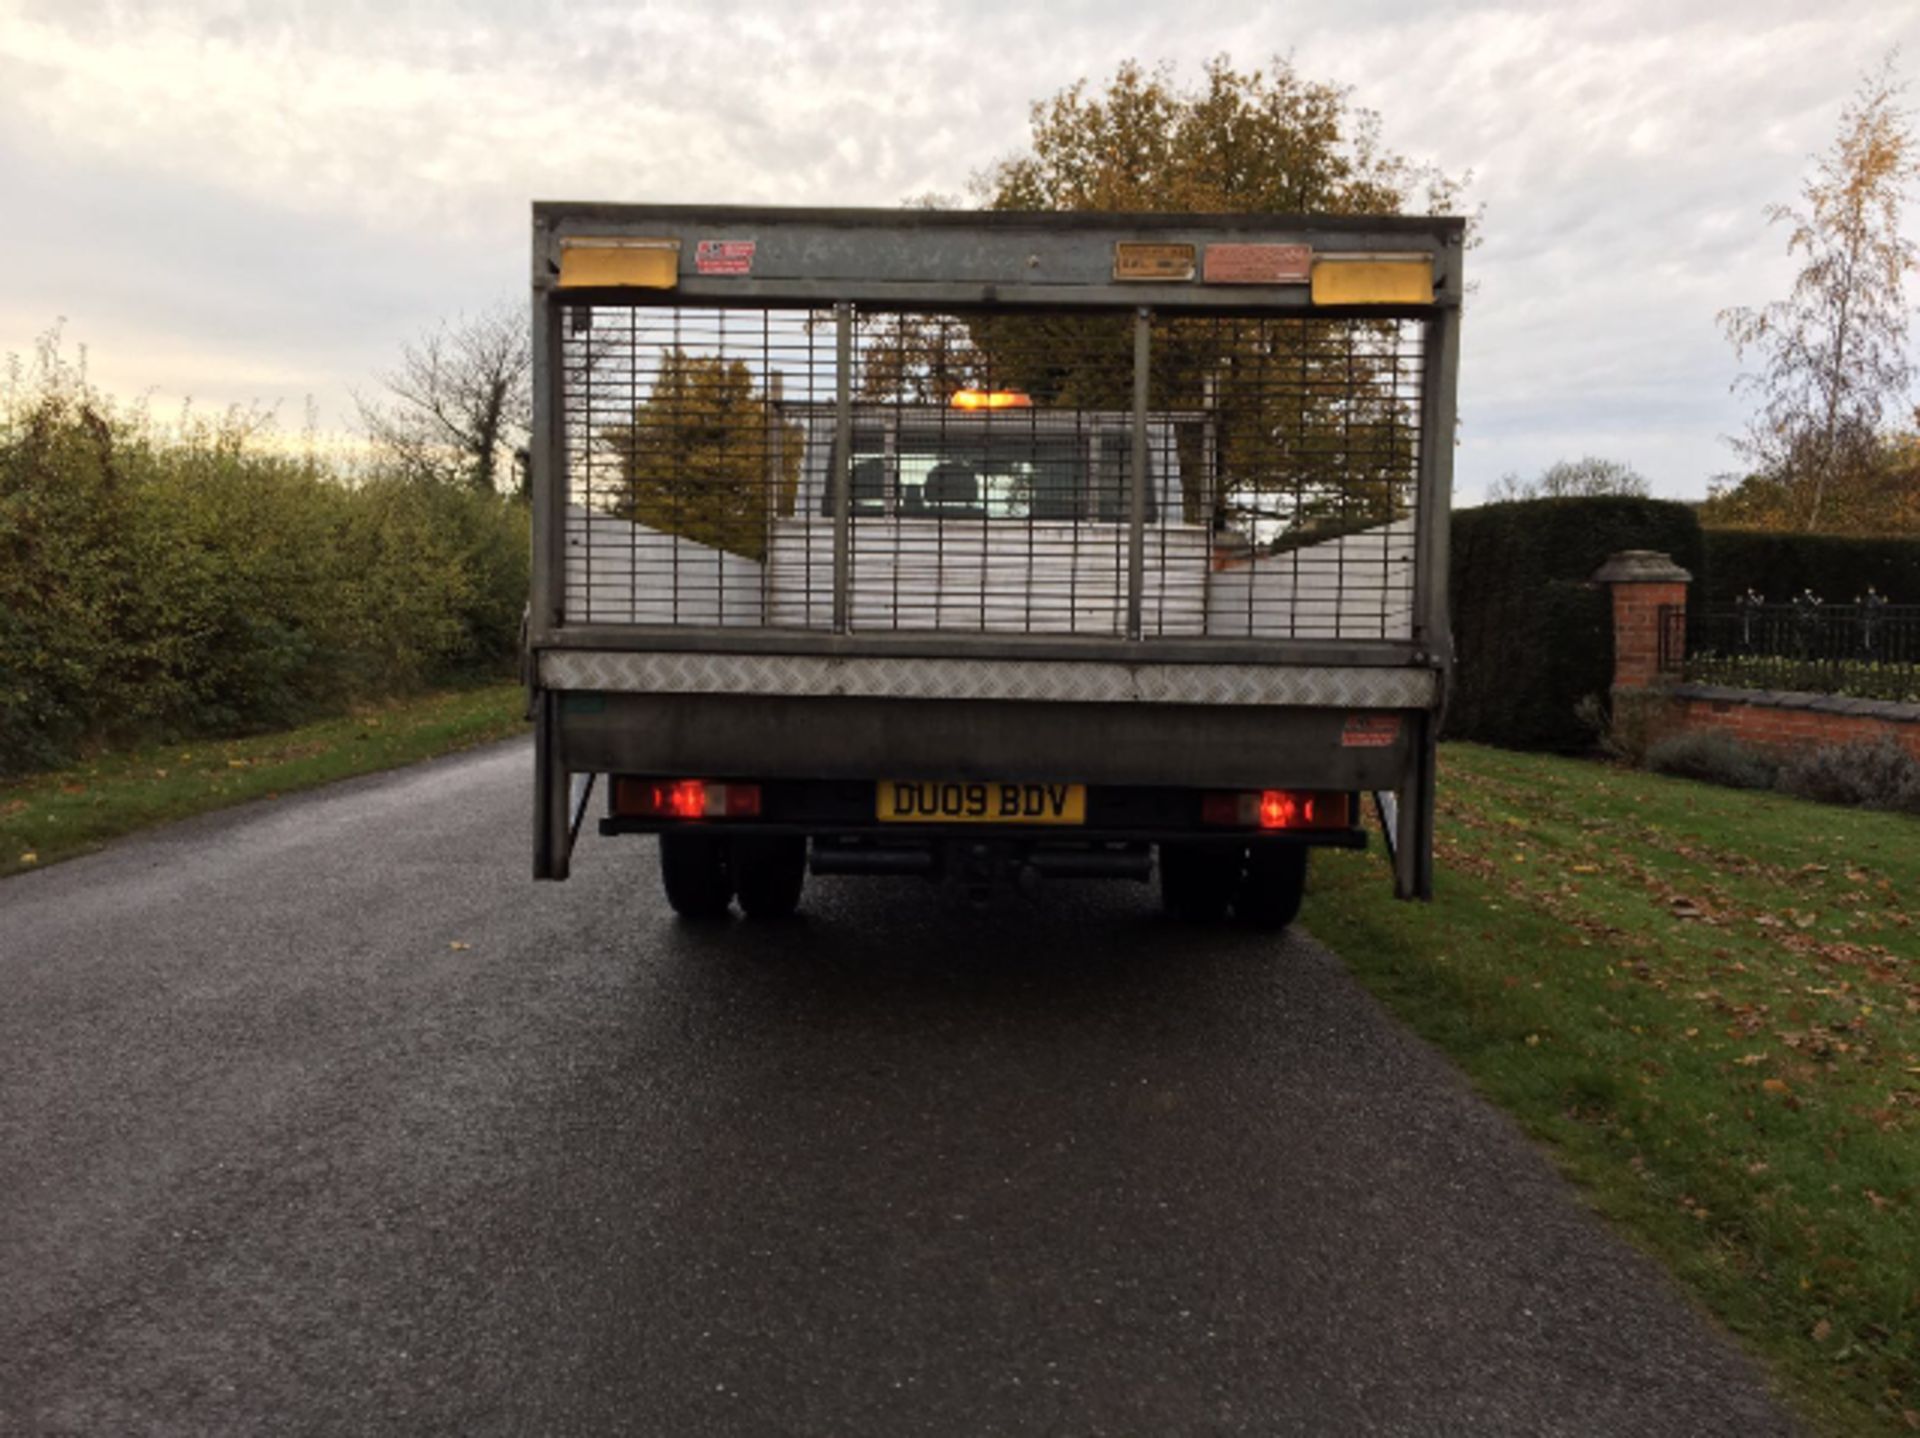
[600,351,800,561]
[1716,55,1920,534]
[864,57,1470,538]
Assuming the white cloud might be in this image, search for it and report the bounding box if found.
[2,0,1917,499]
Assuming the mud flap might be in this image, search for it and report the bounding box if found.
[533,688,573,880]
[1386,712,1436,901]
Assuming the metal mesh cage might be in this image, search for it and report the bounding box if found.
[560,302,1426,641]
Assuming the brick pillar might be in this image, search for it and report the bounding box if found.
[1592,550,1692,691]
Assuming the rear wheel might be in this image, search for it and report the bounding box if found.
[1159,842,1243,923]
[659,832,734,919]
[733,835,808,919]
[1235,844,1308,931]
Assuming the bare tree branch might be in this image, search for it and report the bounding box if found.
[358,304,531,495]
[1487,457,1651,502]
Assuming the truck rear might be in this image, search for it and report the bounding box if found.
[527,205,1461,925]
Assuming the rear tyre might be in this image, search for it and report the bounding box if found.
[1235,844,1308,931]
[1159,842,1243,923]
[659,832,734,919]
[734,835,808,919]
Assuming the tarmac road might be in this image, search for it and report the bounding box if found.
[2,740,1799,1436]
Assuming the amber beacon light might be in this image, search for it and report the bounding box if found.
[949,389,1034,411]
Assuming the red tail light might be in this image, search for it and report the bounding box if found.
[1260,791,1299,828]
[1201,790,1349,830]
[615,778,762,819]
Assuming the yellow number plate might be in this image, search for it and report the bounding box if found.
[877,781,1086,825]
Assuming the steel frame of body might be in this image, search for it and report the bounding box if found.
[528,204,1464,897]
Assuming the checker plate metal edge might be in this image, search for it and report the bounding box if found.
[539,651,1436,709]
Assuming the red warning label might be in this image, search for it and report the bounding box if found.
[1204,243,1312,284]
[695,239,756,276]
[1341,714,1402,748]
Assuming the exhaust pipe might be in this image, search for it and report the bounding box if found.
[810,846,937,877]
[1026,848,1152,880]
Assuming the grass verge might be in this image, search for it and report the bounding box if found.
[1308,743,1920,1436]
[2,684,527,878]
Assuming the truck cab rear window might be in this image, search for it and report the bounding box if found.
[824,429,1153,523]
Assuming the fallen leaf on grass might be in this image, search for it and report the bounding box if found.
[18,852,37,865]
[1734,1053,1769,1067]
[1812,1319,1832,1342]
[1762,1078,1792,1096]
[1570,863,1600,874]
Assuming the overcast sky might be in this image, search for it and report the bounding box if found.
[3,0,1917,501]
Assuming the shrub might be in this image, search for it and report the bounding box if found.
[1645,731,1781,791]
[0,339,528,778]
[1703,530,1920,604]
[1579,689,1670,765]
[1776,737,1920,814]
[1448,496,1705,751]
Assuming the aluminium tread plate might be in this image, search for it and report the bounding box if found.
[538,649,1436,709]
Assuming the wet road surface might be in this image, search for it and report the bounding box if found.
[1,741,1797,1435]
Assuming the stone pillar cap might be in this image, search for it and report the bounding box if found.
[1592,550,1692,584]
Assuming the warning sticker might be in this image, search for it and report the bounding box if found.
[1204,243,1312,284]
[1113,242,1196,281]
[1342,714,1403,749]
[695,239,756,276]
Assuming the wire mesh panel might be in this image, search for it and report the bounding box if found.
[560,301,1424,641]
[828,311,1195,637]
[1156,316,1426,641]
[561,304,829,629]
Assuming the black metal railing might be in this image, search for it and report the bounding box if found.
[1676,591,1920,702]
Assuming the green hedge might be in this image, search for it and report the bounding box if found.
[1447,497,1704,751]
[1701,530,1920,604]
[1,377,528,777]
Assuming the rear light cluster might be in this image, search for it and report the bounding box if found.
[614,778,761,820]
[1201,789,1349,830]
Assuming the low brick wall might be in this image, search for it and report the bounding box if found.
[1662,683,1920,760]
[1593,548,1920,764]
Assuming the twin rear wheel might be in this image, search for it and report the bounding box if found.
[659,833,807,920]
[1159,841,1307,930]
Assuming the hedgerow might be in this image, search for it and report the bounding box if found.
[0,342,527,777]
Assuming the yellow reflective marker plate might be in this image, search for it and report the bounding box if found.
[1310,258,1434,305]
[878,780,1086,825]
[558,240,680,289]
